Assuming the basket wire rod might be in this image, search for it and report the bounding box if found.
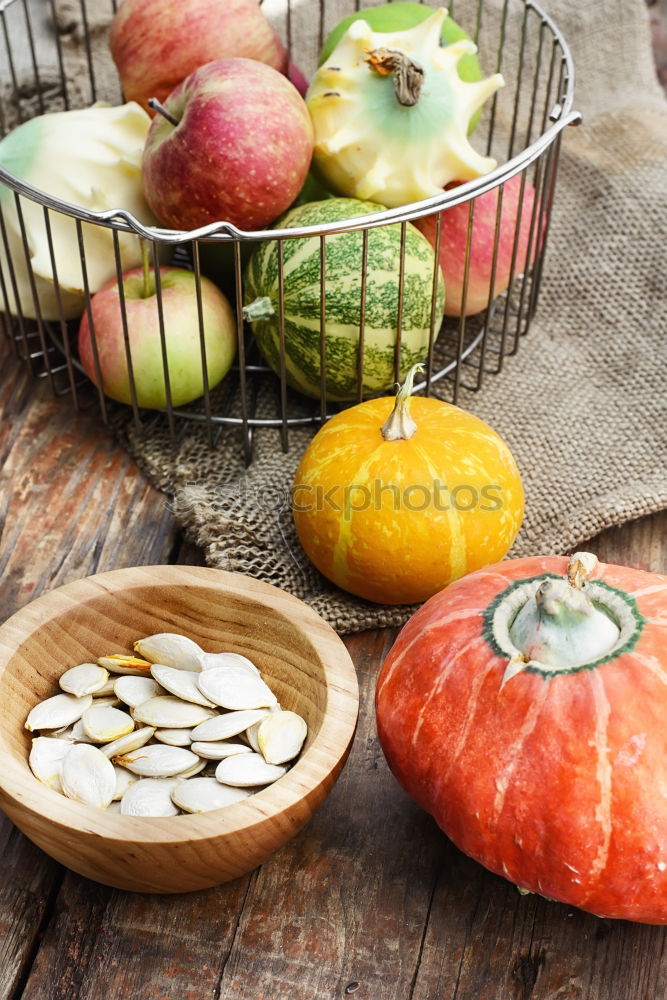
[42,205,79,406]
[233,239,251,464]
[0,200,30,358]
[191,239,213,448]
[286,0,292,58]
[0,10,22,124]
[111,230,142,427]
[507,0,529,162]
[474,0,484,46]
[78,0,97,104]
[318,235,327,422]
[0,210,14,339]
[485,0,511,158]
[276,237,289,452]
[48,0,70,111]
[393,221,407,384]
[151,240,176,441]
[75,218,108,423]
[425,209,443,398]
[20,0,43,114]
[511,155,546,353]
[110,0,118,13]
[355,227,368,405]
[12,192,54,384]
[318,0,324,58]
[528,129,563,324]
[524,15,546,151]
[495,168,528,365]
[474,181,506,387]
[451,198,476,403]
[540,38,559,140]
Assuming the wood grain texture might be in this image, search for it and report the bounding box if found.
[0,565,359,892]
[1,338,667,997]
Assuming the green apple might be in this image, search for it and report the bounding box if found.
[78,266,236,409]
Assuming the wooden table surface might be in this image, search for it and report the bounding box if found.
[1,333,667,1000]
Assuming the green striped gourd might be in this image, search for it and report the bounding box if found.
[243,198,444,402]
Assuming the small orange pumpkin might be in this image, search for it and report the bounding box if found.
[292,365,524,604]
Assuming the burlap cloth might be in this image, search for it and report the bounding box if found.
[41,1,667,632]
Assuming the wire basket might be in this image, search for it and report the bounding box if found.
[0,0,580,461]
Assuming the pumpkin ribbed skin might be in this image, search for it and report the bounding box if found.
[375,555,667,923]
[293,397,523,604]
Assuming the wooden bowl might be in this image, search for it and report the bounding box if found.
[0,566,359,893]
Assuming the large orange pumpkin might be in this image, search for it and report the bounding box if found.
[376,551,667,923]
[292,365,524,604]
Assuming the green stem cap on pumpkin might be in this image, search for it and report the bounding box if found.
[508,552,621,669]
[381,362,424,441]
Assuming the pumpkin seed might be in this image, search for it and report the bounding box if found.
[89,695,122,709]
[191,709,269,742]
[29,737,72,791]
[25,693,93,732]
[113,744,199,777]
[120,778,181,817]
[98,654,153,676]
[71,719,96,743]
[134,633,204,672]
[258,711,308,765]
[100,726,155,759]
[51,725,77,741]
[171,777,251,813]
[59,663,109,697]
[199,651,260,676]
[82,706,134,743]
[150,664,216,708]
[92,677,118,697]
[114,675,163,708]
[245,720,262,753]
[190,740,253,760]
[215,753,287,788]
[197,666,278,711]
[132,696,217,729]
[112,764,137,800]
[61,744,116,808]
[176,758,207,779]
[154,728,193,747]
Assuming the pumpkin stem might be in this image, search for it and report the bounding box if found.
[365,48,425,107]
[381,363,424,441]
[508,552,620,668]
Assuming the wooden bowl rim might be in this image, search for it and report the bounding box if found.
[0,565,359,844]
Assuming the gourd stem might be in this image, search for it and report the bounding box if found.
[365,48,425,107]
[381,363,424,441]
[243,296,275,323]
[508,552,620,668]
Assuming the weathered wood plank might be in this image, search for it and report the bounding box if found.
[0,339,182,1000]
[210,628,447,1000]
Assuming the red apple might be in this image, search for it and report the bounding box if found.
[141,58,314,232]
[415,176,539,317]
[78,266,236,409]
[109,0,288,114]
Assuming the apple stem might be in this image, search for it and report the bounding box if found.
[140,239,152,299]
[148,97,180,127]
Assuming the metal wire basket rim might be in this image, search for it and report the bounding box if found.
[0,109,579,246]
[0,0,579,245]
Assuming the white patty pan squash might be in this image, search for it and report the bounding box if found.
[0,102,155,321]
[307,9,504,208]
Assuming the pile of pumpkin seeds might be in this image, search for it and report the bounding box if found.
[25,633,308,816]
